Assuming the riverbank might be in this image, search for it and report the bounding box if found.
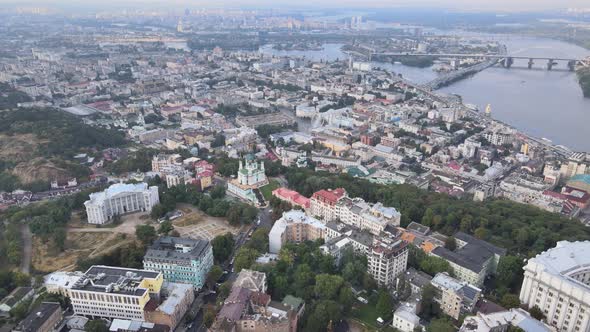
[577,67,590,98]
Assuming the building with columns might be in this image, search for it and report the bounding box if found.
[519,241,590,332]
[84,183,160,224]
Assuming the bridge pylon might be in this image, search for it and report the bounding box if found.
[528,58,534,69]
[568,60,576,71]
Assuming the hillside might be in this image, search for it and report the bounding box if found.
[0,108,127,191]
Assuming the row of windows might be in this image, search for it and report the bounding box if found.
[71,291,141,305]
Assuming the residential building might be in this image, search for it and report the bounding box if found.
[234,269,268,293]
[143,237,214,290]
[392,303,421,332]
[227,155,268,206]
[152,154,182,172]
[211,270,301,332]
[144,282,195,330]
[272,187,310,210]
[310,188,401,234]
[68,266,164,321]
[460,308,552,332]
[560,161,588,180]
[368,236,409,288]
[336,197,401,235]
[309,188,347,222]
[431,273,481,320]
[519,241,590,332]
[269,211,326,254]
[84,183,160,225]
[431,232,506,287]
[14,302,63,332]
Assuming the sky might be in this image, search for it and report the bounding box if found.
[4,0,590,12]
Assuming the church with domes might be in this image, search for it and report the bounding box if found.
[226,155,269,206]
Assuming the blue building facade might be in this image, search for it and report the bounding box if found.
[143,237,213,290]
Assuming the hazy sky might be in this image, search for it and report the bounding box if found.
[4,0,590,12]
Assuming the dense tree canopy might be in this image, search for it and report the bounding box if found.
[281,167,590,257]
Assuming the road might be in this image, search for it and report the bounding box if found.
[19,223,32,274]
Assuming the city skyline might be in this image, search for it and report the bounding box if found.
[3,0,590,13]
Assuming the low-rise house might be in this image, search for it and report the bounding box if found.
[13,302,63,332]
[460,308,552,332]
[0,287,34,316]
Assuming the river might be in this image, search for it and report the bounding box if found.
[260,37,590,152]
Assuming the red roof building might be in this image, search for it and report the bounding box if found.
[272,187,310,210]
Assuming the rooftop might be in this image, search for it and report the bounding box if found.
[528,241,590,290]
[18,302,62,332]
[72,265,160,296]
[85,182,152,205]
[144,236,211,263]
[311,188,346,204]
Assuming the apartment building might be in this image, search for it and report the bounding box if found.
[269,211,326,254]
[519,241,590,332]
[431,273,481,320]
[310,188,401,235]
[309,188,347,222]
[368,237,409,288]
[151,154,182,173]
[143,237,214,290]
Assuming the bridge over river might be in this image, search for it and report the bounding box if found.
[371,52,589,71]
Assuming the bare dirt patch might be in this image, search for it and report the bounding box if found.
[32,232,127,272]
[173,203,240,240]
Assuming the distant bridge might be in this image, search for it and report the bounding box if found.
[371,52,588,70]
[94,36,187,43]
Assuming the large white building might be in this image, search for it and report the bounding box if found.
[84,183,160,224]
[519,241,590,332]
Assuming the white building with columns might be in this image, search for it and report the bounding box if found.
[519,241,590,332]
[84,183,160,224]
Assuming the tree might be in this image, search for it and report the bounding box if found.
[207,265,224,286]
[246,227,269,253]
[203,306,216,328]
[234,248,259,272]
[427,318,455,332]
[474,227,489,240]
[314,274,344,300]
[135,225,157,245]
[528,305,545,321]
[158,220,174,235]
[210,185,226,199]
[376,289,395,320]
[501,293,521,309]
[444,236,456,251]
[150,203,167,219]
[420,284,440,319]
[211,233,235,263]
[422,208,434,226]
[496,256,524,293]
[85,319,109,332]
